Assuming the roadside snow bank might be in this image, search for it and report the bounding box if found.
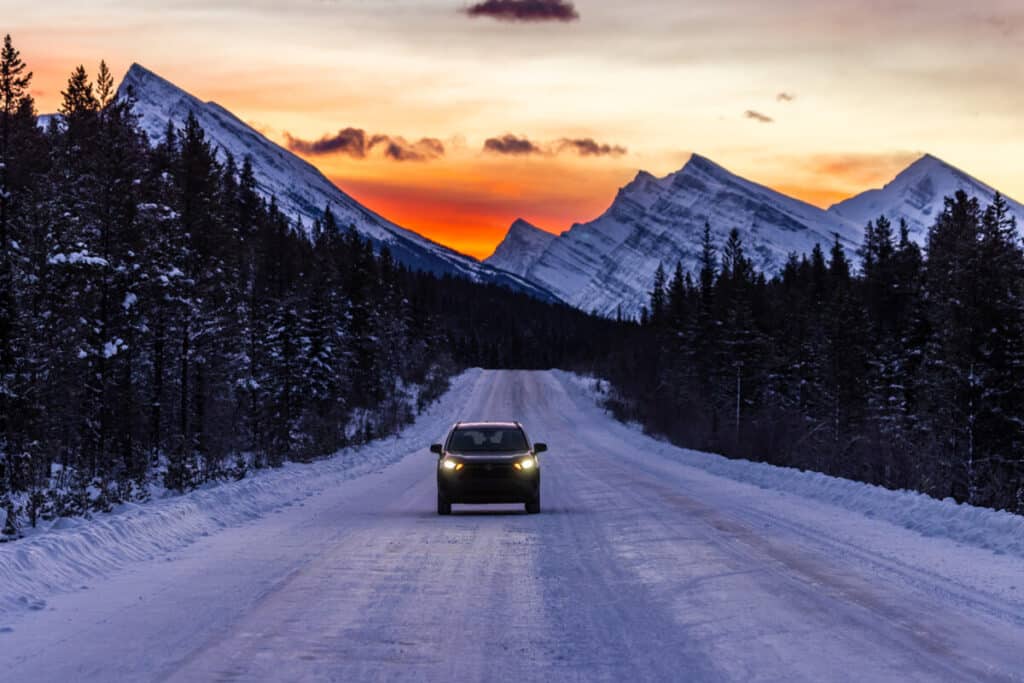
[560,371,1024,560]
[0,369,481,616]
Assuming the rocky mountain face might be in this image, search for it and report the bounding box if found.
[484,219,557,277]
[491,155,860,316]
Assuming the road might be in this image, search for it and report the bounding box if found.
[2,370,1023,681]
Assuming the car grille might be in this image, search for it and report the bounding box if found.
[462,462,517,479]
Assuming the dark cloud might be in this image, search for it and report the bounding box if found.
[483,134,627,158]
[285,128,444,162]
[776,92,796,102]
[369,134,445,162]
[285,128,367,157]
[463,0,579,22]
[744,110,774,124]
[557,138,627,157]
[484,134,543,155]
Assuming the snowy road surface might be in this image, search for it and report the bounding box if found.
[2,370,1024,682]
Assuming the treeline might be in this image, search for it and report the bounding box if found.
[0,39,618,537]
[605,196,1024,513]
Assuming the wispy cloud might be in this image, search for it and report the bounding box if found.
[484,134,542,155]
[557,137,627,157]
[462,0,580,22]
[285,128,444,162]
[483,133,626,157]
[370,135,445,162]
[744,110,774,124]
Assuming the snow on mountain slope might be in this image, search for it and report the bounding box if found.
[829,154,1024,242]
[483,218,557,277]
[519,155,860,317]
[116,64,558,301]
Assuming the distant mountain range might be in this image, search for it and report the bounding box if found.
[486,154,1023,316]
[112,65,560,302]
[58,64,1022,318]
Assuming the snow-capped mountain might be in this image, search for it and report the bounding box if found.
[115,64,558,301]
[488,154,861,316]
[829,154,1024,241]
[487,153,1023,317]
[484,219,556,277]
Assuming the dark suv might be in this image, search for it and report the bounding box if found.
[430,422,547,515]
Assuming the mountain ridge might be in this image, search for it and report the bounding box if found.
[497,154,862,316]
[486,152,1022,317]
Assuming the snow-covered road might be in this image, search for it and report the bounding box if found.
[2,370,1024,682]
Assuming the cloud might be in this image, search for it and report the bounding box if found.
[285,128,367,157]
[370,134,445,162]
[285,128,444,162]
[462,0,580,22]
[557,137,627,157]
[776,92,796,102]
[483,134,627,158]
[484,134,543,155]
[744,110,774,124]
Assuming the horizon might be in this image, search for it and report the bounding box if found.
[8,0,1023,258]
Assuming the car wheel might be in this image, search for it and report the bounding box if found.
[437,492,452,515]
[525,497,540,514]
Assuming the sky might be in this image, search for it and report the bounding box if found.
[5,0,1024,258]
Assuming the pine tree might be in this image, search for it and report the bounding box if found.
[922,191,986,503]
[649,262,667,327]
[0,34,35,491]
[95,60,114,107]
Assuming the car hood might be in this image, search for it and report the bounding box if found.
[445,451,531,462]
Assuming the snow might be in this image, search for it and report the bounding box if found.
[2,370,1023,681]
[102,339,125,358]
[829,154,1024,243]
[566,372,1024,558]
[47,251,109,267]
[0,368,480,616]
[484,218,557,277]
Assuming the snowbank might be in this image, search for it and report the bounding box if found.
[561,371,1024,559]
[0,369,480,616]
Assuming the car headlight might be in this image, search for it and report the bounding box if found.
[440,458,463,471]
[514,456,537,471]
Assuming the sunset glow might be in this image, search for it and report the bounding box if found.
[7,0,1024,258]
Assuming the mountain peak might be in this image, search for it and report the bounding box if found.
[829,153,1023,239]
[509,217,545,234]
[118,63,183,99]
[682,153,730,176]
[484,218,557,277]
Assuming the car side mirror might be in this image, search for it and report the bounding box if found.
[533,442,547,454]
[430,444,443,455]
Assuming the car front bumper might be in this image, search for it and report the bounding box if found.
[438,463,539,504]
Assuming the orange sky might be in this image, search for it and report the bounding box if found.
[6,0,1024,259]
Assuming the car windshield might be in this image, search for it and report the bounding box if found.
[448,427,529,453]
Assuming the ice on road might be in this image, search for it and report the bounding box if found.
[2,370,1023,682]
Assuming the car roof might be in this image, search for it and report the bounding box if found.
[453,421,521,429]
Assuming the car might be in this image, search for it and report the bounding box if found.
[430,421,548,515]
